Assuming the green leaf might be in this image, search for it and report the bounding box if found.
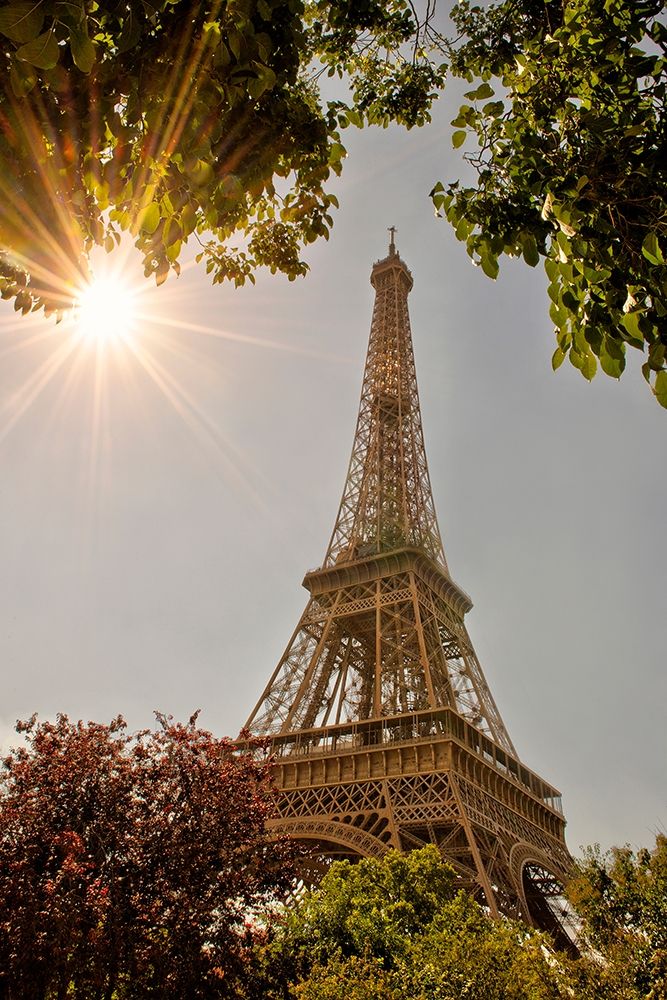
[582,264,611,283]
[549,301,565,326]
[451,105,473,128]
[584,324,602,356]
[186,159,214,186]
[480,251,499,279]
[180,203,198,235]
[653,371,667,408]
[544,256,559,281]
[599,347,625,378]
[452,130,467,148]
[163,217,182,247]
[166,238,182,263]
[464,82,494,100]
[9,58,37,96]
[521,234,539,267]
[219,173,243,200]
[573,323,588,356]
[248,63,276,99]
[482,100,505,117]
[552,347,566,370]
[580,351,597,381]
[556,327,572,351]
[118,9,141,53]
[604,336,626,363]
[16,29,59,69]
[642,232,664,265]
[620,311,644,347]
[561,289,579,312]
[455,216,470,241]
[70,27,95,74]
[344,108,363,128]
[228,29,241,60]
[556,231,570,260]
[431,190,451,213]
[0,3,45,43]
[140,202,161,235]
[648,341,666,370]
[328,142,346,165]
[547,281,561,306]
[569,349,584,372]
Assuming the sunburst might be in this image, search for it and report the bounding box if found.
[0,243,352,522]
[75,275,138,344]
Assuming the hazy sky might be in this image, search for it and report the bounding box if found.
[0,86,664,857]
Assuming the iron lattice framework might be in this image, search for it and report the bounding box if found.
[244,237,574,947]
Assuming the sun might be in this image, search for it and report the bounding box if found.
[76,275,137,342]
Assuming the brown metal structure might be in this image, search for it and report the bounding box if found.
[245,236,573,944]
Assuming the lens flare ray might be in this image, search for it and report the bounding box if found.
[0,335,80,447]
[123,335,268,507]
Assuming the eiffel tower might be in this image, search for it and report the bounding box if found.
[244,233,573,945]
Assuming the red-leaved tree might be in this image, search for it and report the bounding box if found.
[0,712,295,999]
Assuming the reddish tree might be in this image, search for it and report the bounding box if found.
[0,713,295,999]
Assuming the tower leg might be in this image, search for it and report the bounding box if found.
[449,774,500,918]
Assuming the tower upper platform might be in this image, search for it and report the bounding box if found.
[370,239,414,293]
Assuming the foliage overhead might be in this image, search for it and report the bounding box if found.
[0,712,296,999]
[3,1,665,410]
[0,0,442,314]
[431,0,667,407]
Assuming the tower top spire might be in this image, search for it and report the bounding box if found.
[324,242,441,568]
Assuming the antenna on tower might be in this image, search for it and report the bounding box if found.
[388,225,397,255]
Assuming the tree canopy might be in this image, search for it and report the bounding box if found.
[0,0,441,314]
[2,728,666,1000]
[567,834,667,999]
[256,842,667,999]
[0,712,296,999]
[432,0,667,407]
[258,847,577,1000]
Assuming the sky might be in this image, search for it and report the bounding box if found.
[0,84,665,858]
